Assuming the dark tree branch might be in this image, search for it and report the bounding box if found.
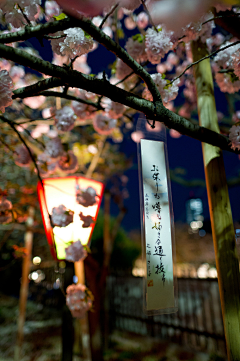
[38,91,104,110]
[12,77,65,99]
[0,39,237,153]
[99,3,118,29]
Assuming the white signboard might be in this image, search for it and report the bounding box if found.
[140,139,175,311]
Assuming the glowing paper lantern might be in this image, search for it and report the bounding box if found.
[37,176,104,260]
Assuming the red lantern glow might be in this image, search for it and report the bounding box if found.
[37,176,104,260]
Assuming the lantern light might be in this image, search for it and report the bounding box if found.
[37,176,104,260]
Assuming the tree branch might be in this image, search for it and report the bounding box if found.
[0,43,237,153]
[38,91,104,110]
[12,77,65,99]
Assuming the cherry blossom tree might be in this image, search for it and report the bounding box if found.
[1,0,240,359]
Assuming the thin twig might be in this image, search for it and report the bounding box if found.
[39,90,104,110]
[202,13,240,25]
[44,34,66,39]
[140,0,158,32]
[18,4,31,25]
[169,40,240,85]
[0,116,43,185]
[115,71,135,85]
[99,3,119,29]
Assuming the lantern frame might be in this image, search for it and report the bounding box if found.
[37,175,104,260]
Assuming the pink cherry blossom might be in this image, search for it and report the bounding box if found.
[37,152,58,176]
[76,186,97,207]
[229,124,240,150]
[45,137,64,158]
[79,212,94,228]
[15,145,32,167]
[145,26,174,64]
[125,35,147,63]
[58,150,79,174]
[131,130,144,143]
[55,106,76,132]
[51,204,74,227]
[169,129,182,138]
[66,283,93,319]
[23,95,46,109]
[93,113,116,135]
[137,12,148,29]
[0,199,12,224]
[65,240,87,262]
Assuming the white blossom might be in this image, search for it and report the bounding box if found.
[45,137,64,158]
[229,124,240,150]
[55,106,76,132]
[66,284,92,319]
[76,186,97,207]
[65,240,87,262]
[93,113,117,135]
[125,34,147,63]
[137,12,148,29]
[213,41,240,70]
[0,70,13,113]
[143,73,180,104]
[145,26,173,64]
[57,28,94,58]
[215,72,240,94]
[51,204,74,227]
[45,0,61,20]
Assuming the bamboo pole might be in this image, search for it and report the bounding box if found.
[14,206,34,361]
[74,260,92,361]
[191,39,240,360]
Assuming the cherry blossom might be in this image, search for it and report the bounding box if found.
[145,26,174,64]
[15,145,32,167]
[57,28,94,58]
[66,283,93,319]
[76,186,97,207]
[93,113,117,135]
[229,124,240,150]
[136,12,148,29]
[37,152,58,176]
[51,204,74,227]
[79,212,94,228]
[65,240,87,262]
[54,106,76,132]
[45,137,64,158]
[143,73,180,104]
[0,199,12,224]
[125,35,147,63]
[58,150,79,174]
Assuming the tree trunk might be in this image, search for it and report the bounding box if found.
[191,39,240,361]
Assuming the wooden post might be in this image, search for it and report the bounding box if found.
[191,39,240,360]
[14,207,34,361]
[74,260,92,361]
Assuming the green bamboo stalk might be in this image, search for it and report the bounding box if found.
[191,39,240,360]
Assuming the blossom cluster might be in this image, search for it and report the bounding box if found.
[66,283,93,319]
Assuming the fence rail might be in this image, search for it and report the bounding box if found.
[107,275,226,355]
